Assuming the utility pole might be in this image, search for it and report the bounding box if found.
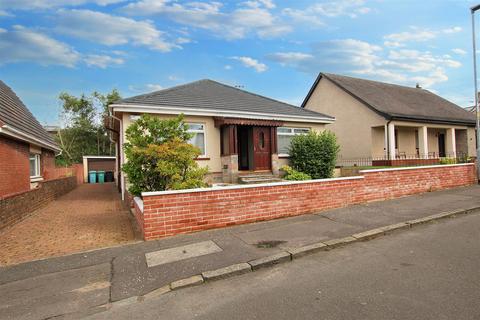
[471,4,480,181]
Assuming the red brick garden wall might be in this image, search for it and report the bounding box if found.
[137,163,477,240]
[0,176,77,230]
[0,136,30,197]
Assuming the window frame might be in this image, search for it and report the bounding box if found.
[277,127,310,157]
[186,122,207,158]
[29,153,41,179]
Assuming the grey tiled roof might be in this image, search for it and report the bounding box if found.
[117,79,333,120]
[0,80,58,149]
[303,73,476,125]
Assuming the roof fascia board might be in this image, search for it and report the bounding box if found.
[0,125,61,151]
[390,115,476,126]
[109,104,335,124]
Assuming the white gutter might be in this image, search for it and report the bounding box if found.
[0,125,61,152]
[109,104,335,124]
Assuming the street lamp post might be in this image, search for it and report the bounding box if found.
[471,4,480,181]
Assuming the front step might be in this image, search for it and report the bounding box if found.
[239,174,283,184]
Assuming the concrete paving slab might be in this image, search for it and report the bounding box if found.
[234,216,363,249]
[145,240,223,268]
[110,234,280,301]
[0,263,111,320]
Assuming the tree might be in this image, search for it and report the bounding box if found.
[122,114,208,196]
[55,90,120,164]
[289,131,340,179]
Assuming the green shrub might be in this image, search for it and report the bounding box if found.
[122,114,208,196]
[439,157,456,165]
[281,165,311,181]
[289,131,340,179]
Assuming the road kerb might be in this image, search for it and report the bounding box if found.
[248,252,292,271]
[381,222,410,233]
[352,228,385,241]
[170,275,204,290]
[202,263,252,281]
[142,285,171,300]
[323,236,358,249]
[287,242,328,259]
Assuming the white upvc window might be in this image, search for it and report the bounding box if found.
[29,153,41,178]
[277,127,310,156]
[187,123,206,157]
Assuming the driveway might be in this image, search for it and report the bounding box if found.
[0,183,136,266]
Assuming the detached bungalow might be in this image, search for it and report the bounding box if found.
[302,73,476,165]
[0,80,61,198]
[108,79,334,200]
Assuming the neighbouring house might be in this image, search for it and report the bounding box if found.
[302,73,476,165]
[107,79,334,200]
[0,80,61,198]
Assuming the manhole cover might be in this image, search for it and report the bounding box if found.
[255,240,286,248]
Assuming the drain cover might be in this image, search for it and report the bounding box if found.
[255,240,286,248]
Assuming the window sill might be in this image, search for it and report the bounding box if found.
[195,157,210,161]
[30,176,44,182]
[278,155,290,159]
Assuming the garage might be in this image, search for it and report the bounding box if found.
[82,156,116,183]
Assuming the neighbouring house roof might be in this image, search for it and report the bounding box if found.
[302,73,476,126]
[0,80,60,151]
[111,79,334,123]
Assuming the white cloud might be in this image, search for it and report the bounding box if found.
[267,52,314,66]
[122,0,291,40]
[84,54,124,68]
[0,0,124,10]
[128,83,164,93]
[0,25,80,67]
[283,0,371,26]
[175,37,191,44]
[443,26,462,34]
[232,56,267,72]
[0,9,13,17]
[267,38,461,88]
[384,27,436,43]
[56,9,178,52]
[384,26,464,47]
[224,65,232,70]
[452,48,467,55]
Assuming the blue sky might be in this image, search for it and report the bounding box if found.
[0,0,479,125]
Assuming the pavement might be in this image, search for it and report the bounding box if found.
[0,183,136,266]
[1,185,480,319]
[86,204,480,320]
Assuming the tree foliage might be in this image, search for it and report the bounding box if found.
[289,131,340,179]
[122,114,208,196]
[55,90,120,164]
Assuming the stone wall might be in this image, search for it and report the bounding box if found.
[136,163,476,240]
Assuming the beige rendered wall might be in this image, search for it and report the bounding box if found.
[122,113,222,173]
[304,77,386,159]
[371,126,385,158]
[467,127,476,157]
[396,127,417,156]
[277,121,326,167]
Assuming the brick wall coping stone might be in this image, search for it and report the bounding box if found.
[359,162,474,173]
[141,175,366,197]
[134,197,143,212]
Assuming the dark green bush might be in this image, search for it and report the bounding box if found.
[280,165,311,181]
[289,131,340,179]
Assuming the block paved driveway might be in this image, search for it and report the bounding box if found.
[0,183,137,266]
